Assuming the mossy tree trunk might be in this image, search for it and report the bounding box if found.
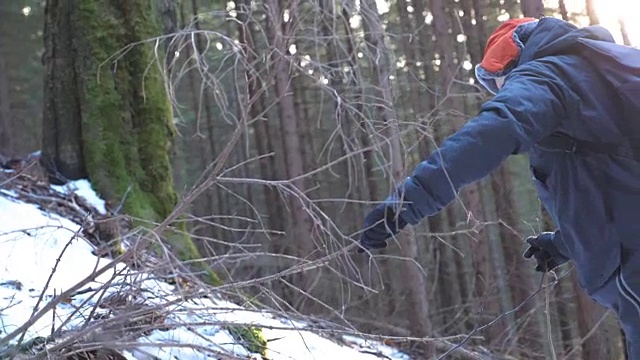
[41,0,207,273]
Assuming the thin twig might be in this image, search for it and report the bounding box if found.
[437,272,554,360]
[12,217,88,352]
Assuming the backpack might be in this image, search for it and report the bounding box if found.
[537,39,640,161]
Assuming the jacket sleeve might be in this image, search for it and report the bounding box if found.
[385,60,579,225]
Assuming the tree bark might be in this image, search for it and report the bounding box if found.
[263,0,316,303]
[42,0,86,182]
[558,0,569,21]
[585,0,600,25]
[157,0,178,72]
[414,0,477,334]
[318,0,363,229]
[360,0,434,355]
[492,166,545,354]
[338,6,379,202]
[619,18,632,46]
[0,2,44,157]
[430,0,503,345]
[473,0,489,51]
[520,0,544,18]
[0,30,12,157]
[189,0,227,236]
[479,179,519,354]
[41,0,212,281]
[177,0,217,243]
[554,276,583,358]
[572,271,618,359]
[235,0,288,295]
[459,0,484,67]
[428,0,456,105]
[237,0,284,232]
[398,0,462,333]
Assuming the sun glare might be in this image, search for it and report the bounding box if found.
[559,0,640,46]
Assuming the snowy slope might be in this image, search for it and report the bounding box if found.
[0,180,411,360]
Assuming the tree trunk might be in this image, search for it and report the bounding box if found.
[41,0,211,281]
[177,0,217,245]
[554,276,583,358]
[619,18,632,46]
[235,0,289,299]
[585,0,600,25]
[338,6,379,202]
[572,271,617,359]
[414,0,477,334]
[319,0,353,183]
[492,166,545,355]
[360,0,434,355]
[462,11,541,351]
[466,0,544,347]
[428,0,456,105]
[0,31,12,157]
[502,0,521,18]
[479,179,519,354]
[263,0,316,304]
[395,0,440,330]
[318,0,364,234]
[190,0,227,237]
[397,0,461,334]
[237,0,284,231]
[473,0,489,50]
[558,0,569,21]
[0,2,44,157]
[520,0,544,18]
[542,209,584,357]
[157,0,178,72]
[42,0,86,182]
[459,0,484,67]
[430,0,503,345]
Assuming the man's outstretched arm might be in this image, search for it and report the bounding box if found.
[386,60,578,225]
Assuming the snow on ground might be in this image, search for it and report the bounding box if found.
[0,180,411,360]
[51,179,108,215]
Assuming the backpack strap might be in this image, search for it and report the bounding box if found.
[536,132,640,161]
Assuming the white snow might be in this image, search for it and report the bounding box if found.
[0,179,410,360]
[51,179,108,215]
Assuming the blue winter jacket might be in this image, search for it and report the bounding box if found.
[386,17,640,291]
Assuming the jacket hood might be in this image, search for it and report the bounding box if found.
[517,17,616,64]
[475,17,617,94]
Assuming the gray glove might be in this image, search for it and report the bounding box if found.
[523,232,569,272]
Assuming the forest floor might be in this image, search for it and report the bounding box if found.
[0,158,491,360]
[0,161,412,359]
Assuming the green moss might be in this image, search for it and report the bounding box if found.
[205,269,224,286]
[73,0,222,286]
[77,1,156,221]
[226,325,268,358]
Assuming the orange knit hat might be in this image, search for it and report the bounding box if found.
[475,17,539,94]
[481,17,538,73]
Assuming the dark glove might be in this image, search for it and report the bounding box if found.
[523,232,569,272]
[358,203,407,253]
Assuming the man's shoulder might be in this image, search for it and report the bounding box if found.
[509,54,597,90]
[517,54,588,74]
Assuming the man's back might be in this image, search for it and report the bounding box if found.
[515,18,640,291]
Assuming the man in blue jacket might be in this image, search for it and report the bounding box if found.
[359,16,640,357]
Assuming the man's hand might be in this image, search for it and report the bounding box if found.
[523,232,569,272]
[358,204,407,253]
